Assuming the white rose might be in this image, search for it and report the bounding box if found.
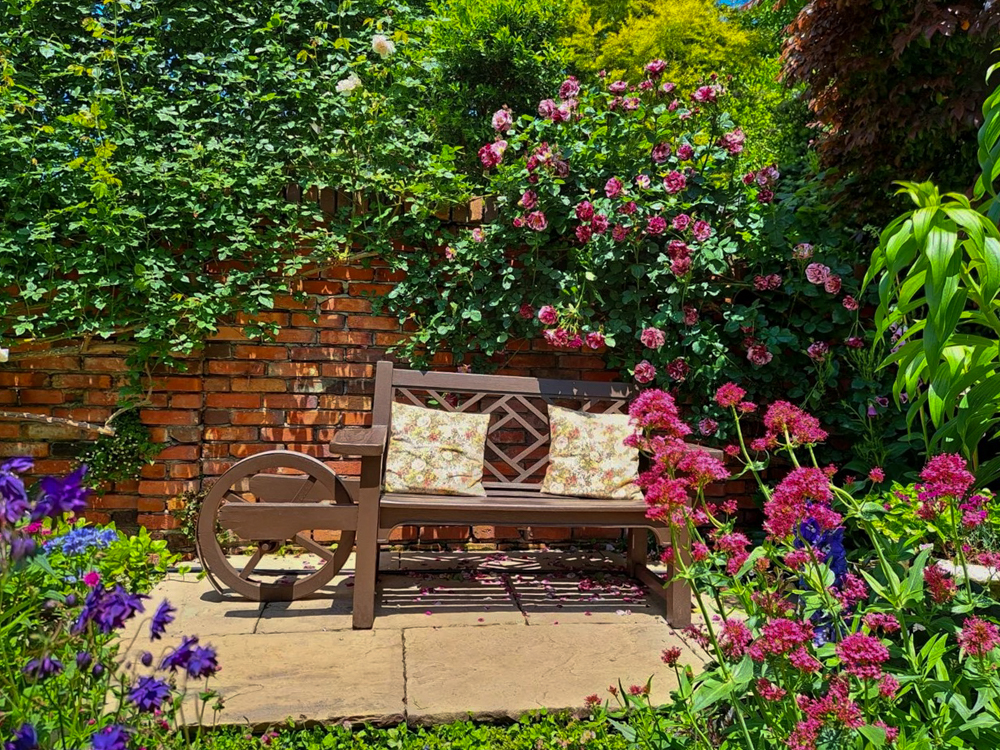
[371,34,395,58]
[336,73,362,94]
[0,348,7,363]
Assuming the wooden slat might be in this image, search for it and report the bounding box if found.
[380,492,648,513]
[329,425,387,456]
[389,368,634,400]
[248,475,332,502]
[218,502,358,540]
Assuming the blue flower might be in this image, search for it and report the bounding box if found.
[23,655,63,681]
[90,725,129,750]
[32,465,89,521]
[797,520,849,645]
[46,527,119,556]
[149,599,176,641]
[4,723,37,750]
[185,645,219,679]
[0,457,32,524]
[128,675,172,712]
[159,635,199,672]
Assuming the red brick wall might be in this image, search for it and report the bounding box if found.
[2,255,661,546]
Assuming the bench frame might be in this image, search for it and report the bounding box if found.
[332,361,693,630]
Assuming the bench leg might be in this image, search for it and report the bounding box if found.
[352,460,381,630]
[626,528,647,577]
[665,523,692,629]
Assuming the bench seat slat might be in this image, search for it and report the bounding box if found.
[381,492,648,513]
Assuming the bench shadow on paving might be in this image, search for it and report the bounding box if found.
[125,550,704,728]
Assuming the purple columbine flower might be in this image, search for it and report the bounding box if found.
[185,645,220,679]
[76,652,92,670]
[140,651,153,667]
[150,599,176,641]
[8,533,37,562]
[23,655,63,681]
[128,675,172,712]
[32,465,89,520]
[90,725,129,750]
[0,457,32,524]
[75,584,147,635]
[160,635,199,672]
[5,723,37,750]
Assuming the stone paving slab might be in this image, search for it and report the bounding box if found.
[193,630,405,728]
[403,622,700,724]
[125,550,701,727]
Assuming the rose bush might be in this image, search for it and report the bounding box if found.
[600,385,1000,749]
[386,68,900,470]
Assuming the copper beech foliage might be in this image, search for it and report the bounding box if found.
[780,0,1000,203]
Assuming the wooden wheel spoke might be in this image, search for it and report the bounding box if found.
[291,475,317,502]
[294,532,336,563]
[224,491,249,504]
[239,547,265,580]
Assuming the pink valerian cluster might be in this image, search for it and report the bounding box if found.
[957,616,1000,657]
[748,618,816,672]
[960,493,990,529]
[764,467,840,541]
[836,632,890,680]
[924,565,958,603]
[863,612,901,633]
[756,678,787,702]
[788,678,874,750]
[713,531,751,575]
[761,400,829,448]
[478,139,507,169]
[717,618,753,658]
[917,453,975,501]
[835,572,868,609]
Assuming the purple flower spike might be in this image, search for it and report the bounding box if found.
[90,725,129,750]
[5,723,38,750]
[128,675,172,712]
[150,599,176,641]
[32,465,89,520]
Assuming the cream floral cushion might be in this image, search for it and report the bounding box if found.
[541,405,642,500]
[383,402,490,496]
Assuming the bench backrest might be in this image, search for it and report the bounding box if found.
[371,361,634,490]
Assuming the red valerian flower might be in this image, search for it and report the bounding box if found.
[756,678,786,701]
[836,633,890,680]
[715,382,746,408]
[660,646,682,666]
[863,612,900,633]
[957,616,1000,657]
[918,453,975,501]
[748,618,814,661]
[924,565,958,604]
[868,467,885,483]
[764,467,836,540]
[718,618,752,658]
[763,401,828,446]
[627,389,690,436]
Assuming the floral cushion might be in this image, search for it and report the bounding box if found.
[540,405,642,501]
[383,402,490,496]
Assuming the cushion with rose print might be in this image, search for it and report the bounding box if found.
[383,402,490,496]
[540,404,642,501]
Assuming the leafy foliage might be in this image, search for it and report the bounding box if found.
[781,0,1000,209]
[0,0,467,372]
[76,410,158,492]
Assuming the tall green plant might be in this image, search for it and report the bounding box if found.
[865,59,1000,482]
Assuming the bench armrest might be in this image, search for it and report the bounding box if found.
[329,425,388,456]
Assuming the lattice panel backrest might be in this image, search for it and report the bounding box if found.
[389,384,631,487]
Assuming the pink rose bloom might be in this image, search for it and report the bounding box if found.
[559,76,580,99]
[512,217,524,228]
[525,211,548,232]
[618,201,637,215]
[671,256,691,276]
[519,190,537,209]
[742,171,756,185]
[793,242,813,259]
[842,295,859,310]
[646,216,667,235]
[591,214,609,234]
[676,144,693,160]
[807,341,829,360]
[537,98,558,119]
[83,570,101,588]
[477,141,506,169]
[846,336,865,349]
[663,171,686,194]
[635,174,651,189]
[691,85,720,103]
[608,80,628,94]
[575,225,593,243]
[645,59,667,77]
[633,360,656,384]
[585,331,605,349]
[537,305,558,325]
[622,97,640,111]
[692,220,712,242]
[638,80,654,91]
[718,128,745,155]
[668,99,680,112]
[605,177,624,198]
[471,227,485,242]
[491,107,512,132]
[698,418,718,436]
[640,327,666,349]
[567,333,584,348]
[747,344,772,366]
[805,263,830,284]
[542,328,570,347]
[753,275,770,292]
[666,357,689,381]
[757,189,774,204]
[444,246,457,260]
[651,143,671,163]
[575,200,595,221]
[611,224,629,242]
[824,275,842,294]
[518,303,535,320]
[682,305,699,326]
[661,81,676,94]
[667,240,689,260]
[672,214,691,232]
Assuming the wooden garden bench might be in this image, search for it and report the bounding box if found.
[331,361,698,630]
